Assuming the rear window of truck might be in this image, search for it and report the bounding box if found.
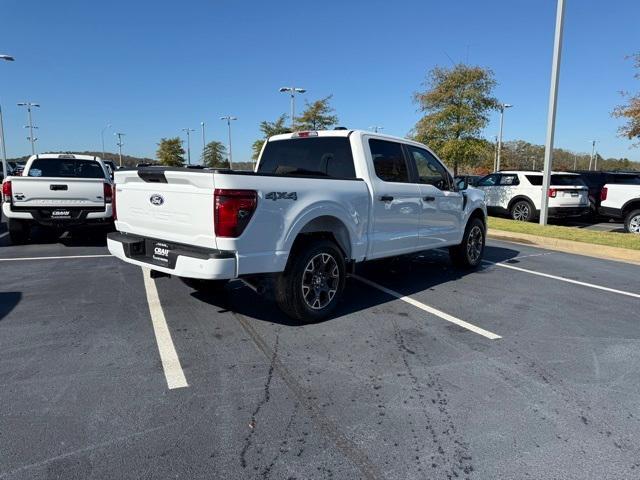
[526,174,586,186]
[27,159,105,179]
[258,137,357,179]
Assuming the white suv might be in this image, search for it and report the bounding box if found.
[476,171,589,222]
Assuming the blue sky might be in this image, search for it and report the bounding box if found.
[1,0,638,162]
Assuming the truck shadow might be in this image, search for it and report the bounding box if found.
[191,245,521,326]
[0,292,22,321]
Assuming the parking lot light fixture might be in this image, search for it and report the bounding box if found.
[101,123,112,160]
[17,102,40,155]
[496,103,512,172]
[220,116,237,167]
[115,132,125,167]
[182,128,195,165]
[369,126,384,133]
[279,87,306,129]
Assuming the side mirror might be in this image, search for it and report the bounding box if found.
[456,178,469,191]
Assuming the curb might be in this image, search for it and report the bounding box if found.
[487,229,640,266]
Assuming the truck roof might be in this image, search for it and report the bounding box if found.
[26,153,103,162]
[267,129,429,149]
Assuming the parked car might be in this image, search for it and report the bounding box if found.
[476,170,589,222]
[103,160,118,179]
[0,163,14,184]
[107,130,487,322]
[1,154,114,243]
[599,183,640,233]
[571,170,640,217]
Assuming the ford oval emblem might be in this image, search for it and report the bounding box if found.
[150,194,164,206]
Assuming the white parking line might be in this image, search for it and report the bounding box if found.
[352,274,502,340]
[142,267,188,390]
[0,254,112,262]
[0,231,8,239]
[483,260,640,299]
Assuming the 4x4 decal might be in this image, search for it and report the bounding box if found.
[265,191,297,201]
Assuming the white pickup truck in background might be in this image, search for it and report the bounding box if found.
[599,183,640,233]
[1,154,114,243]
[107,130,487,321]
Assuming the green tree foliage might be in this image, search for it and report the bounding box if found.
[412,64,499,174]
[202,141,229,168]
[296,95,338,131]
[612,53,640,147]
[251,114,291,161]
[156,137,185,166]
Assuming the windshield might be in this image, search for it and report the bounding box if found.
[27,159,106,179]
[258,137,356,179]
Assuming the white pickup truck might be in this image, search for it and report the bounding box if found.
[1,154,114,243]
[599,183,640,233]
[107,130,487,321]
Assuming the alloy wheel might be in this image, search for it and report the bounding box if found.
[301,253,340,310]
[512,203,530,221]
[466,225,484,263]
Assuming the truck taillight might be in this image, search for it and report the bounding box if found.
[600,187,608,201]
[2,180,11,202]
[112,185,117,220]
[214,189,257,238]
[104,183,113,203]
[548,188,557,198]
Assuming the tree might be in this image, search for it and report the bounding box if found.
[251,114,291,160]
[612,53,640,147]
[203,141,229,168]
[156,137,185,166]
[296,95,338,131]
[412,64,499,174]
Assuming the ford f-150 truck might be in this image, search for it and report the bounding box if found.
[599,183,640,233]
[107,130,487,321]
[1,154,114,243]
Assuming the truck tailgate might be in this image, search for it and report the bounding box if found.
[114,169,217,249]
[10,177,106,208]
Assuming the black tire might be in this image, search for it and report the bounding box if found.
[624,209,640,234]
[449,217,486,269]
[275,238,346,323]
[8,219,30,245]
[180,277,229,293]
[509,199,535,222]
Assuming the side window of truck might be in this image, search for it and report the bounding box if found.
[406,146,452,191]
[369,139,410,183]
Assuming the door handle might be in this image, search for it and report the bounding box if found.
[422,196,435,202]
[50,184,68,191]
[380,195,394,202]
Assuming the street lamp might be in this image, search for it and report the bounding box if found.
[17,102,41,155]
[279,87,306,129]
[220,116,237,167]
[182,128,195,165]
[200,122,206,164]
[589,140,597,170]
[369,126,384,133]
[101,123,112,159]
[114,132,125,167]
[0,54,15,180]
[495,103,512,172]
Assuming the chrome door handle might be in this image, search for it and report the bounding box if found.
[380,195,394,202]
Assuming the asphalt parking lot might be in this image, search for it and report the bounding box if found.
[1,219,639,480]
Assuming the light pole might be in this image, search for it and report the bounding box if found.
[0,54,15,180]
[369,126,384,133]
[496,103,512,172]
[200,122,206,164]
[539,0,565,226]
[182,128,195,165]
[589,140,596,170]
[17,102,40,155]
[279,87,306,129]
[115,132,125,167]
[101,123,112,159]
[220,116,237,167]
[492,135,498,172]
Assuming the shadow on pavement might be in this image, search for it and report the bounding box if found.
[0,292,22,321]
[190,245,521,326]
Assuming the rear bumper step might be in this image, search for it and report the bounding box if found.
[107,231,237,280]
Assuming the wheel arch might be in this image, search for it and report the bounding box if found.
[288,214,354,260]
[621,199,640,217]
[507,195,535,212]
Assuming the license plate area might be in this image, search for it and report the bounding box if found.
[145,239,174,267]
[51,209,72,219]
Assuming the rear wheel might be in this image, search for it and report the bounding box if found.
[8,219,30,245]
[275,238,346,323]
[624,209,640,234]
[449,217,486,269]
[510,200,534,222]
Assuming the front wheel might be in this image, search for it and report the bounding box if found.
[510,200,534,222]
[449,217,486,269]
[624,209,640,234]
[275,239,346,323]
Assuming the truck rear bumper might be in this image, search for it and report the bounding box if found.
[107,231,237,280]
[2,203,112,226]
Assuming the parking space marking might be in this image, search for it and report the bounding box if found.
[142,268,188,390]
[0,254,112,262]
[352,274,502,340]
[484,260,640,299]
[0,231,8,239]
